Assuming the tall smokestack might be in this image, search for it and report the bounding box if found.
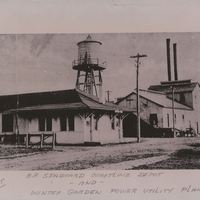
[173,43,178,81]
[166,38,171,81]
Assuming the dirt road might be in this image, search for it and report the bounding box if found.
[0,138,199,170]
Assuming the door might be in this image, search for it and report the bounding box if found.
[149,114,158,127]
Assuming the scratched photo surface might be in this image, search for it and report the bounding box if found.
[0,32,200,170]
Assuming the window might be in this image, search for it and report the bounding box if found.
[39,117,45,131]
[167,114,170,127]
[149,114,158,127]
[59,114,75,132]
[38,116,52,132]
[46,116,52,131]
[126,98,133,108]
[60,114,67,131]
[2,114,13,132]
[180,93,186,104]
[68,114,74,131]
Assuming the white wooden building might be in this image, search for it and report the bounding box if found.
[0,88,135,145]
[117,80,200,137]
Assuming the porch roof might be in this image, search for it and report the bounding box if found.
[3,102,87,114]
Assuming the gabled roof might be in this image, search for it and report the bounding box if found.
[1,88,133,114]
[117,89,192,110]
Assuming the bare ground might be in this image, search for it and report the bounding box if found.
[0,138,199,170]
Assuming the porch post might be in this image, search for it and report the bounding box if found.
[52,132,56,149]
[26,133,29,148]
[83,117,87,143]
[89,115,93,142]
[40,133,44,148]
[119,116,123,141]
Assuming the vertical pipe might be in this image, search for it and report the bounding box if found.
[166,38,171,81]
[172,86,175,137]
[173,43,178,81]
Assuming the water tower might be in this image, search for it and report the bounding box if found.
[72,35,105,99]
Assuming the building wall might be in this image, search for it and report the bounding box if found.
[140,100,163,127]
[50,115,85,144]
[27,115,85,144]
[165,84,200,134]
[193,85,200,111]
[56,130,84,144]
[118,93,164,127]
[167,92,193,107]
[83,114,120,144]
[84,115,93,142]
[98,114,120,144]
[118,92,198,134]
[0,111,125,144]
[162,108,194,131]
[192,85,200,134]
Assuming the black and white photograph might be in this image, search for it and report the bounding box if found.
[0,32,199,170]
[1,0,200,200]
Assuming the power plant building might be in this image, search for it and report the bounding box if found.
[117,86,198,137]
[117,38,200,137]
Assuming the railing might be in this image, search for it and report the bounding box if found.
[72,58,100,66]
[25,132,56,149]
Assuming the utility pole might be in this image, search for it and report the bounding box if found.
[15,94,20,145]
[171,86,175,137]
[106,90,112,102]
[130,53,147,143]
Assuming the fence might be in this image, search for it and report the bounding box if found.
[0,132,56,149]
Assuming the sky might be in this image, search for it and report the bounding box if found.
[0,32,200,101]
[0,1,200,100]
